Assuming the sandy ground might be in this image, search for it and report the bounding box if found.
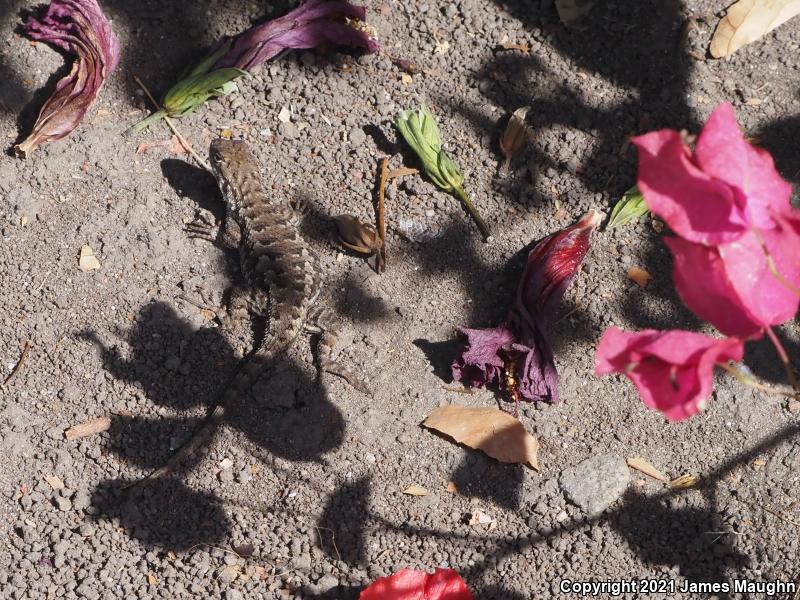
[1,0,800,598]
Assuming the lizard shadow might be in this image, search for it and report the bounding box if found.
[82,299,348,549]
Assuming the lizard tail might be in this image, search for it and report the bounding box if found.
[130,350,273,487]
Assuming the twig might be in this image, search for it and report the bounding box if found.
[132,76,212,172]
[387,167,419,179]
[313,525,342,562]
[765,326,800,398]
[175,294,216,313]
[2,340,31,387]
[764,506,800,528]
[377,157,389,273]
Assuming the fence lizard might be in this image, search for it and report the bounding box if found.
[137,139,369,484]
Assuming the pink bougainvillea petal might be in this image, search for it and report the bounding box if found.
[694,103,792,230]
[664,236,764,339]
[359,568,473,600]
[719,226,800,328]
[633,129,748,245]
[595,328,743,421]
[14,0,120,157]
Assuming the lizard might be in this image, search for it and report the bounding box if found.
[136,138,369,484]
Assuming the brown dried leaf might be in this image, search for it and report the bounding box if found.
[555,0,596,26]
[468,510,496,529]
[668,474,700,489]
[402,484,429,496]
[446,481,457,493]
[422,405,539,469]
[499,41,531,53]
[387,167,419,179]
[64,416,111,440]
[334,215,381,255]
[78,245,100,272]
[626,457,668,482]
[627,266,652,288]
[710,0,800,58]
[147,573,157,585]
[499,106,532,171]
[44,474,64,490]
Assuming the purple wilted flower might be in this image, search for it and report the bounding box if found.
[452,210,601,407]
[14,0,120,158]
[215,0,379,70]
[131,0,378,132]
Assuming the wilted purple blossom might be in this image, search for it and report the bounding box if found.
[452,210,601,404]
[214,0,379,71]
[15,0,120,158]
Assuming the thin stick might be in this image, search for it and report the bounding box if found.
[313,525,342,562]
[718,362,795,398]
[765,326,800,396]
[377,157,389,273]
[2,340,31,387]
[133,76,212,172]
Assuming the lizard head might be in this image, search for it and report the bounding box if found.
[209,138,257,211]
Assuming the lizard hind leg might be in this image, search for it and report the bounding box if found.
[306,309,372,396]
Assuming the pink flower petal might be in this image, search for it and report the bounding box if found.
[695,104,792,230]
[596,328,743,421]
[664,236,764,339]
[359,568,473,600]
[633,129,748,245]
[718,225,800,328]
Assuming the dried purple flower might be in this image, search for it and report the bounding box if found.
[452,210,601,407]
[14,0,120,158]
[215,0,380,71]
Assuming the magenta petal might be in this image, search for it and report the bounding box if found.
[695,104,792,229]
[14,0,120,157]
[633,130,748,245]
[595,328,743,421]
[664,236,764,338]
[719,226,800,328]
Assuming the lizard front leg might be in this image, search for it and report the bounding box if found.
[185,210,242,251]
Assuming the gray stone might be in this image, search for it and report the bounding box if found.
[317,574,339,592]
[559,454,629,517]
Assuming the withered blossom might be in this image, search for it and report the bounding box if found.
[452,210,601,408]
[132,0,379,132]
[15,0,120,158]
[334,215,381,254]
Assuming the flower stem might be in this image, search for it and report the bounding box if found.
[453,186,491,241]
[717,361,795,398]
[765,326,800,397]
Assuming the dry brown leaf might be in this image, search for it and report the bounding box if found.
[422,405,539,469]
[626,457,668,482]
[147,573,157,586]
[78,245,100,272]
[468,510,496,529]
[446,481,457,493]
[402,484,429,496]
[401,73,413,85]
[64,416,111,440]
[710,0,800,58]
[334,215,381,255]
[555,0,596,26]
[499,41,531,53]
[627,266,652,288]
[387,167,419,179]
[44,474,64,490]
[669,474,700,489]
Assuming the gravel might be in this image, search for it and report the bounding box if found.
[0,0,798,597]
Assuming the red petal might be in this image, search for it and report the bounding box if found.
[360,569,473,600]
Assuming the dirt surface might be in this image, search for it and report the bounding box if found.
[1,0,800,598]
